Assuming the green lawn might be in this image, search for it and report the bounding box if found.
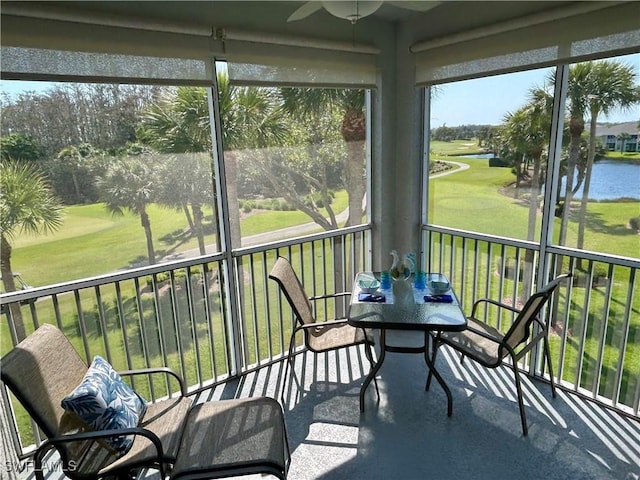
[429,157,640,257]
[9,191,349,288]
[430,139,486,156]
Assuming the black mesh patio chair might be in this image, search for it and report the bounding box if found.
[269,256,378,403]
[427,273,571,436]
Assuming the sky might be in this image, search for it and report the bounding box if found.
[2,54,638,127]
[431,53,640,127]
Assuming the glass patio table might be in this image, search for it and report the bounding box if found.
[347,272,467,415]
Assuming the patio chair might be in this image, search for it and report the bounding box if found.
[1,323,290,479]
[427,273,571,436]
[269,256,378,403]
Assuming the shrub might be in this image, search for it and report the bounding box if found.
[630,216,640,232]
[489,157,510,167]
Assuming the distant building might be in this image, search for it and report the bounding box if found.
[595,121,639,153]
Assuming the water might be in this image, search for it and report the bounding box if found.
[456,155,640,200]
[567,161,640,200]
[457,153,494,158]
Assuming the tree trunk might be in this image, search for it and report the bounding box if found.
[71,169,81,203]
[576,113,599,256]
[140,208,156,265]
[345,139,366,227]
[1,235,26,341]
[559,117,585,246]
[341,107,366,308]
[224,151,242,246]
[192,203,206,255]
[182,204,195,234]
[523,154,542,301]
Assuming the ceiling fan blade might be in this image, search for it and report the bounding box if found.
[389,1,441,12]
[287,1,323,22]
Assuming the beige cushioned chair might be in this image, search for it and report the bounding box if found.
[1,323,290,479]
[269,256,378,402]
[427,273,571,436]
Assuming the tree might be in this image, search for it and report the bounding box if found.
[139,82,288,248]
[554,60,639,247]
[280,87,366,229]
[576,60,638,252]
[278,87,368,301]
[0,133,44,162]
[0,161,64,340]
[501,86,553,299]
[52,143,102,204]
[156,153,215,255]
[97,155,160,265]
[138,87,218,254]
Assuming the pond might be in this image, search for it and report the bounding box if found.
[568,160,640,201]
[456,155,640,200]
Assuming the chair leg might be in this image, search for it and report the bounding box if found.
[510,360,529,436]
[543,336,557,398]
[280,334,297,405]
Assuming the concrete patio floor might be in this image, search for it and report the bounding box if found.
[194,336,640,480]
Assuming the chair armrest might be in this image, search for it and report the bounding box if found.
[34,427,165,480]
[118,367,186,397]
[308,292,351,301]
[470,298,521,318]
[298,319,349,329]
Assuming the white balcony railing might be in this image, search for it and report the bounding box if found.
[423,225,640,418]
[0,225,371,457]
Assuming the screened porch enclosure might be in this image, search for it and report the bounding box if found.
[1,1,639,479]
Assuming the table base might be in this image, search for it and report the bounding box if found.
[360,330,453,416]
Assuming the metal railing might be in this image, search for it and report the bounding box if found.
[423,225,640,418]
[0,225,371,457]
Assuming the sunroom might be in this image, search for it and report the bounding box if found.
[1,1,639,479]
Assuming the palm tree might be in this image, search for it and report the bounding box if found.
[0,160,64,340]
[139,81,288,247]
[97,155,160,265]
[550,61,639,247]
[501,85,552,298]
[280,88,367,228]
[576,60,638,252]
[138,87,217,254]
[217,76,289,245]
[555,64,589,246]
[156,152,215,255]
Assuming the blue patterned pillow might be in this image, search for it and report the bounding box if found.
[61,356,147,455]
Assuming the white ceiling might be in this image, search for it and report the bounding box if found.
[21,1,577,45]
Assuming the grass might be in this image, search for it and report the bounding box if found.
[428,157,640,257]
[9,192,348,288]
[602,151,640,162]
[430,139,486,156]
[240,190,349,236]
[10,203,217,287]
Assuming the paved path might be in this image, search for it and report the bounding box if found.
[430,160,469,178]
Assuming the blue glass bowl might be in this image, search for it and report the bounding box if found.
[428,273,450,294]
[358,274,380,294]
